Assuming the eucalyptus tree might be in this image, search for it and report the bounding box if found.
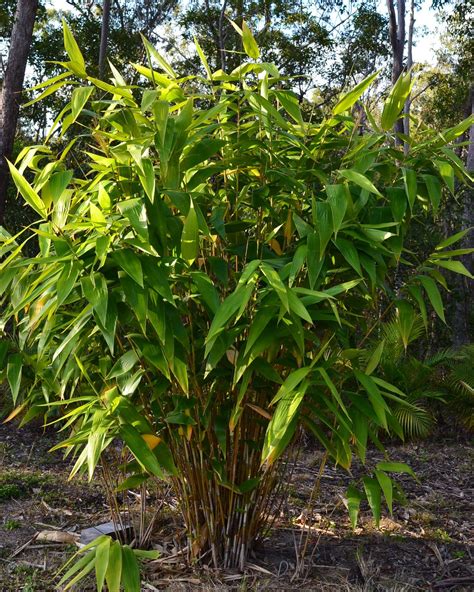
[0,0,39,224]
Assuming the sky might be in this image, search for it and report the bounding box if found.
[46,0,442,66]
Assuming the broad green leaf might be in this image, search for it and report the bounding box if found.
[435,228,471,250]
[423,174,442,214]
[71,86,93,122]
[205,283,255,353]
[81,273,108,326]
[355,370,388,429]
[121,546,140,592]
[138,158,155,202]
[270,367,312,405]
[375,461,416,479]
[140,35,176,78]
[363,476,381,527]
[194,36,212,79]
[375,470,393,514]
[113,249,144,287]
[260,262,289,311]
[108,350,139,379]
[346,484,363,529]
[396,300,416,350]
[7,353,22,404]
[95,535,111,592]
[120,424,165,478]
[333,71,378,115]
[263,381,309,465]
[381,72,412,131]
[105,540,122,592]
[339,170,382,196]
[419,275,445,322]
[315,201,333,256]
[7,161,47,218]
[62,19,86,76]
[402,168,417,210]
[61,553,96,590]
[334,238,362,276]
[365,340,385,375]
[318,367,350,419]
[181,200,199,263]
[326,184,347,235]
[433,259,473,278]
[241,20,260,59]
[57,261,81,306]
[435,160,455,194]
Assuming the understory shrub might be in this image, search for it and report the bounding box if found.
[0,20,472,586]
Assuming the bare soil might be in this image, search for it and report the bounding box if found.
[0,421,472,591]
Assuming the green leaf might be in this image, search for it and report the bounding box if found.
[271,367,312,405]
[375,470,393,514]
[242,20,260,59]
[355,370,388,429]
[71,86,93,122]
[62,19,86,76]
[57,261,81,306]
[194,36,212,79]
[138,158,155,202]
[108,350,139,379]
[120,425,165,478]
[140,35,176,78]
[375,461,416,480]
[402,168,417,210]
[7,161,47,218]
[181,200,199,263]
[263,381,309,465]
[339,170,382,196]
[381,72,412,131]
[423,174,442,214]
[436,228,471,250]
[114,249,144,287]
[433,259,473,278]
[346,484,363,530]
[333,71,378,115]
[95,536,111,592]
[7,353,22,404]
[396,300,416,350]
[363,476,381,527]
[435,160,455,194]
[105,540,122,592]
[419,275,445,322]
[334,238,362,276]
[326,184,347,235]
[260,262,289,311]
[121,546,141,592]
[365,340,385,375]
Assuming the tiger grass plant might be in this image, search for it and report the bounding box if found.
[1,20,473,584]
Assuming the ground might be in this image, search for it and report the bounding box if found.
[0,421,472,591]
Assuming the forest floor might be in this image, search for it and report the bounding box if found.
[0,421,472,591]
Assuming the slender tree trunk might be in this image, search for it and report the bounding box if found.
[99,0,111,79]
[403,0,415,152]
[387,0,406,141]
[0,0,39,225]
[452,87,474,346]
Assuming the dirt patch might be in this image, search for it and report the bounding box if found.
[0,421,473,591]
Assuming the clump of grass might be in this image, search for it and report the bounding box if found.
[0,470,49,501]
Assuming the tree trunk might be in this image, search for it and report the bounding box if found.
[452,87,474,347]
[387,0,406,140]
[403,0,415,152]
[0,0,39,225]
[99,0,111,80]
